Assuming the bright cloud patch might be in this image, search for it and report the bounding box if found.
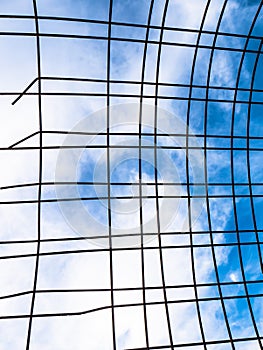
[0,0,262,349]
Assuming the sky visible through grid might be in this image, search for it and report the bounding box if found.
[0,0,262,349]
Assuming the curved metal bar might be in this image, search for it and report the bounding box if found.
[203,1,235,347]
[185,1,212,348]
[25,1,43,349]
[229,3,263,348]
[154,0,174,347]
[138,0,155,347]
[106,1,116,349]
[246,36,263,274]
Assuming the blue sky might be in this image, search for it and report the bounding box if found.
[0,0,262,349]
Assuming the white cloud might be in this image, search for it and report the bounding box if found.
[0,0,262,349]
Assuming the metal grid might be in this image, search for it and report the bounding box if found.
[0,0,263,349]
